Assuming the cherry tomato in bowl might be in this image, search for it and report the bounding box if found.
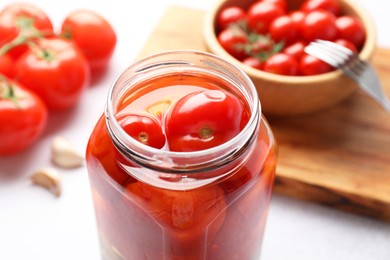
[0,77,48,155]
[204,0,375,115]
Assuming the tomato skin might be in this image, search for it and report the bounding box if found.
[242,56,263,70]
[117,114,166,149]
[269,15,298,44]
[283,40,307,60]
[289,11,306,37]
[217,27,247,60]
[15,37,90,111]
[335,16,366,48]
[165,90,248,152]
[334,39,358,53]
[263,53,298,76]
[300,0,341,16]
[0,3,53,59]
[263,0,288,12]
[301,10,338,42]
[0,79,48,155]
[61,10,116,74]
[217,6,246,31]
[299,53,333,75]
[247,2,285,34]
[0,53,15,78]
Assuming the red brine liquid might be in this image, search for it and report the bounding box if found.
[86,54,277,260]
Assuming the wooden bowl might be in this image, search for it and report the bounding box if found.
[203,0,376,116]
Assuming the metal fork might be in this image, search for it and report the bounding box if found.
[305,39,390,113]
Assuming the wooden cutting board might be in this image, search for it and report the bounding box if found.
[137,6,390,221]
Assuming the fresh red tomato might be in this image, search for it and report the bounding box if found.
[300,0,341,16]
[299,53,333,75]
[0,3,53,59]
[263,53,298,76]
[61,10,117,74]
[301,10,338,42]
[283,40,307,60]
[247,2,285,34]
[289,11,306,37]
[124,181,227,254]
[269,15,298,44]
[335,16,366,48]
[334,39,358,53]
[289,10,306,25]
[217,6,246,31]
[217,27,247,60]
[0,77,48,155]
[0,53,15,78]
[242,56,263,70]
[117,113,165,149]
[14,37,90,111]
[263,0,287,12]
[165,89,249,152]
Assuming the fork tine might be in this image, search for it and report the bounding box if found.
[305,40,363,81]
[306,40,390,113]
[312,41,351,64]
[316,39,354,57]
[313,40,367,75]
[304,44,343,68]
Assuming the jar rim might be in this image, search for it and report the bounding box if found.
[105,50,261,172]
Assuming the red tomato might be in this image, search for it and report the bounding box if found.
[61,10,117,73]
[263,53,298,76]
[0,77,48,155]
[0,53,15,78]
[269,15,298,44]
[247,2,285,34]
[262,0,288,12]
[117,113,166,149]
[290,10,305,25]
[289,11,306,37]
[165,89,249,152]
[283,40,307,60]
[335,16,366,48]
[217,27,247,60]
[217,6,246,31]
[0,3,53,59]
[301,10,338,42]
[334,39,358,53]
[124,181,227,254]
[87,116,132,186]
[299,53,333,75]
[15,37,90,111]
[300,0,341,16]
[242,56,263,70]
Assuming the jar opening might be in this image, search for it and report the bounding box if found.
[105,51,261,173]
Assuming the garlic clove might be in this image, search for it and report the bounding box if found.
[51,136,84,169]
[30,168,62,197]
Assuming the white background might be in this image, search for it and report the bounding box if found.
[0,0,389,259]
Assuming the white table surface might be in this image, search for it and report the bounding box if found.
[0,1,389,259]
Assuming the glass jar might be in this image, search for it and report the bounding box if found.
[86,51,277,260]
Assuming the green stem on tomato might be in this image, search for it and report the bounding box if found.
[27,40,54,62]
[0,16,53,57]
[0,76,20,108]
